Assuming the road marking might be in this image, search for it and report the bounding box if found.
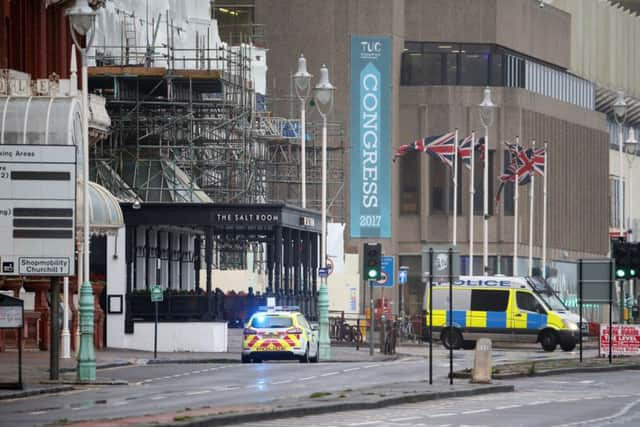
[347,421,381,426]
[363,364,380,369]
[496,405,521,410]
[527,401,549,405]
[150,396,166,400]
[390,416,422,421]
[579,380,594,384]
[193,370,202,374]
[553,397,640,427]
[226,386,240,391]
[111,401,128,406]
[300,376,316,381]
[321,371,339,377]
[29,411,47,415]
[429,413,456,418]
[462,409,489,414]
[343,367,361,372]
[272,380,292,385]
[186,390,211,396]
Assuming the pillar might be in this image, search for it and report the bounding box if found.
[159,231,169,289]
[146,229,158,288]
[135,226,147,290]
[274,226,282,302]
[181,234,193,291]
[170,232,181,289]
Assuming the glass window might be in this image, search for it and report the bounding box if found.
[459,45,490,86]
[517,291,544,313]
[401,52,443,85]
[429,156,461,215]
[470,290,509,311]
[296,315,310,329]
[459,256,498,275]
[400,154,420,214]
[399,255,422,316]
[446,53,458,84]
[473,150,494,215]
[431,289,471,311]
[251,314,293,329]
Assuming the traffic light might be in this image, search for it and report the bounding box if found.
[613,241,638,279]
[363,243,381,280]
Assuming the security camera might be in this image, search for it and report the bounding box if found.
[132,200,141,210]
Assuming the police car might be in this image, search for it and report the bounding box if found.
[241,306,319,363]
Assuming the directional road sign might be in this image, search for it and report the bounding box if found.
[374,256,394,287]
[0,145,76,276]
[150,285,164,302]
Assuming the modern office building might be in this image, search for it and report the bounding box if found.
[217,0,640,319]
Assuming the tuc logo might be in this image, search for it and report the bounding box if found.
[360,41,382,53]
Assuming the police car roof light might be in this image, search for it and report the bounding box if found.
[256,305,301,312]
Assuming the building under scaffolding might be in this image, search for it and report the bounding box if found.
[88,21,344,220]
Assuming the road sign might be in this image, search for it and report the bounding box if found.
[0,145,76,276]
[150,285,164,302]
[398,269,407,285]
[374,256,394,287]
[318,267,329,278]
[579,259,613,304]
[0,294,23,328]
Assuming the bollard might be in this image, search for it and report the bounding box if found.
[471,338,492,383]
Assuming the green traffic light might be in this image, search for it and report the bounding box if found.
[616,269,626,278]
[631,269,637,277]
[367,269,378,279]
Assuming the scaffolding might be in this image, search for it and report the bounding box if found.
[88,13,345,223]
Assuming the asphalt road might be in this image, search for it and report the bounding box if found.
[0,346,600,426]
[235,370,640,427]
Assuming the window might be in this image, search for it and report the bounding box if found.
[297,315,310,330]
[459,45,490,86]
[473,150,495,215]
[470,290,509,311]
[251,315,292,329]
[516,291,544,313]
[399,255,422,316]
[400,154,420,214]
[431,289,471,311]
[401,52,443,85]
[429,156,462,215]
[459,256,498,275]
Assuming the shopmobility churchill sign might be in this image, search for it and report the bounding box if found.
[350,36,391,238]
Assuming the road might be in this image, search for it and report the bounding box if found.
[0,346,599,426]
[234,370,640,427]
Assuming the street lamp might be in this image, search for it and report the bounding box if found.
[625,128,638,240]
[613,91,628,239]
[293,54,312,209]
[478,87,496,276]
[313,64,335,361]
[67,0,97,382]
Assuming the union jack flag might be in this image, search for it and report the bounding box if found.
[475,137,486,161]
[392,139,426,162]
[532,147,545,176]
[425,132,456,167]
[458,135,474,169]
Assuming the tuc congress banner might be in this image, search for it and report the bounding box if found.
[350,35,391,238]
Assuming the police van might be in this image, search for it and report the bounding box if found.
[425,276,586,352]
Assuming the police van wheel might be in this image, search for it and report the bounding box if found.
[540,331,558,352]
[560,340,576,352]
[310,344,320,363]
[441,329,463,350]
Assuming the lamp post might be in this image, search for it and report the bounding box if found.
[625,129,638,306]
[478,87,496,276]
[613,91,627,239]
[66,0,97,382]
[313,64,335,361]
[293,54,312,208]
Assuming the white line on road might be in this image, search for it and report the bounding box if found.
[363,364,380,369]
[150,396,167,400]
[390,416,422,421]
[527,401,550,406]
[226,387,240,391]
[321,371,339,377]
[347,421,381,426]
[343,367,361,372]
[186,390,211,396]
[462,409,490,414]
[300,376,316,381]
[111,401,128,406]
[193,370,202,374]
[496,405,521,410]
[272,380,292,385]
[553,397,640,427]
[429,413,456,418]
[29,411,47,415]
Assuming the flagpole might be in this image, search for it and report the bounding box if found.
[513,136,519,276]
[483,125,489,276]
[469,131,475,275]
[528,139,536,276]
[542,142,548,279]
[453,129,459,247]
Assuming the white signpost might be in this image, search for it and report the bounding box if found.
[0,145,76,276]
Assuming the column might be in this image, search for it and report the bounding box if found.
[135,226,147,290]
[302,231,310,317]
[159,231,169,289]
[205,228,213,318]
[194,236,201,291]
[146,229,158,288]
[125,226,135,294]
[181,234,192,291]
[274,226,282,301]
[267,237,273,294]
[283,228,291,303]
[293,229,301,307]
[188,235,196,291]
[311,232,318,320]
[170,232,181,289]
